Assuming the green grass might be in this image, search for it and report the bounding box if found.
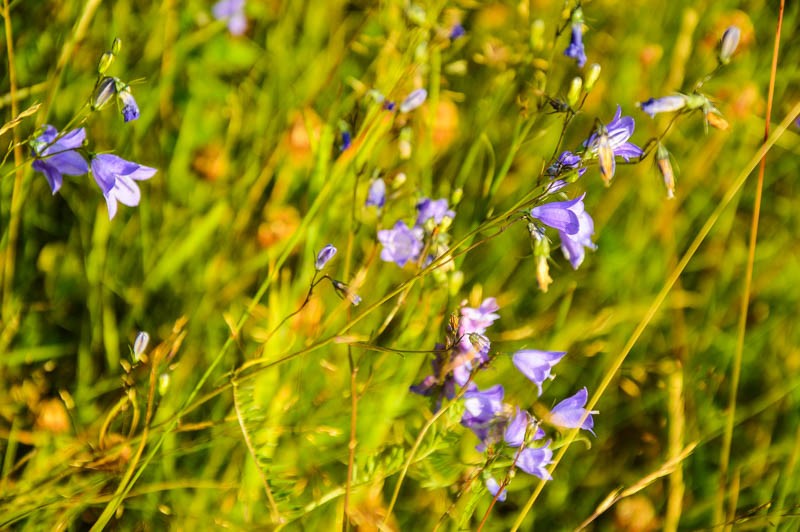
[2,0,800,529]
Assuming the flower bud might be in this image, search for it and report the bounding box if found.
[450,187,463,205]
[400,89,427,113]
[92,76,118,111]
[158,373,171,396]
[656,144,675,199]
[584,63,601,91]
[567,77,582,107]
[97,52,114,76]
[718,26,740,65]
[111,37,122,55]
[133,331,149,362]
[119,87,140,122]
[332,279,361,306]
[315,244,337,270]
[366,178,386,208]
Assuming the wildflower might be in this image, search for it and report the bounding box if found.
[585,106,643,184]
[377,221,424,267]
[119,87,140,122]
[584,63,601,91]
[31,126,89,194]
[638,95,687,118]
[461,384,505,443]
[530,195,585,235]
[315,244,337,270]
[549,387,597,435]
[399,89,427,113]
[559,206,596,269]
[365,178,386,208]
[563,10,586,67]
[213,0,247,36]
[513,350,567,396]
[340,130,352,151]
[460,298,500,336]
[517,443,553,480]
[504,408,535,447]
[485,477,507,502]
[90,154,157,220]
[416,197,455,227]
[656,143,676,199]
[449,24,465,41]
[718,26,740,65]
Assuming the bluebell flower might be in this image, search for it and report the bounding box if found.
[31,126,89,194]
[546,150,585,180]
[503,407,533,447]
[564,21,586,67]
[549,387,597,435]
[449,24,465,41]
[399,89,427,113]
[315,244,337,270]
[459,298,500,337]
[416,197,455,227]
[530,195,585,235]
[485,477,507,502]
[513,350,567,396]
[91,154,157,219]
[213,0,247,36]
[377,221,424,267]
[365,178,386,208]
[517,443,553,480]
[638,95,686,118]
[585,106,643,184]
[461,384,504,443]
[119,87,140,122]
[559,206,597,269]
[450,333,491,386]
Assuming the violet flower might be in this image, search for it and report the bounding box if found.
[90,154,157,220]
[461,384,504,444]
[549,387,597,435]
[485,477,507,502]
[416,197,455,227]
[530,195,585,235]
[377,221,424,267]
[639,95,686,118]
[586,105,643,161]
[213,0,247,35]
[119,88,140,122]
[366,178,386,208]
[564,21,586,67]
[517,443,553,480]
[513,350,567,396]
[31,126,89,194]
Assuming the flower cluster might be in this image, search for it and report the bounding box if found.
[377,197,455,268]
[410,298,597,500]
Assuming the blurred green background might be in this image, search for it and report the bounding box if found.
[1,0,799,529]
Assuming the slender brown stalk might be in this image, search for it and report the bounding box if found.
[342,348,359,531]
[716,3,785,527]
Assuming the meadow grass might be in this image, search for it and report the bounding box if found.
[1,0,800,529]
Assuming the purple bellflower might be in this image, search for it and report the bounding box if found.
[719,26,741,64]
[564,21,587,67]
[549,387,598,435]
[560,206,597,269]
[513,350,567,396]
[119,88,140,122]
[377,220,424,267]
[485,477,507,502]
[416,197,455,227]
[504,407,543,447]
[91,154,157,220]
[399,89,427,113]
[315,244,337,270]
[366,178,386,208]
[547,150,586,180]
[517,443,553,480]
[31,126,89,194]
[530,195,585,235]
[585,106,643,183]
[461,384,505,444]
[459,298,500,337]
[639,95,686,118]
[213,0,247,36]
